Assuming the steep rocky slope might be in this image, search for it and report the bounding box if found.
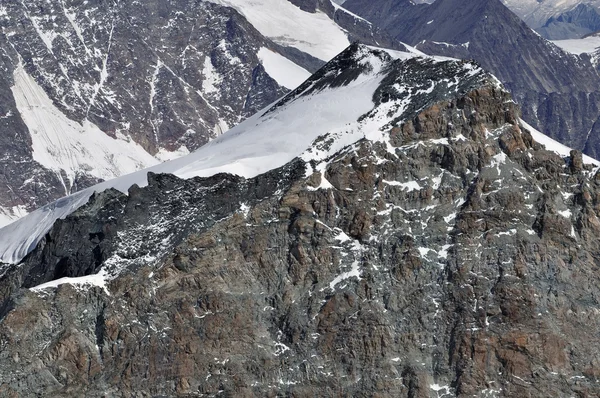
[344,0,600,162]
[0,44,599,397]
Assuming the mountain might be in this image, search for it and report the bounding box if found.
[502,0,600,31]
[0,0,406,228]
[536,3,600,40]
[343,0,600,160]
[1,43,600,397]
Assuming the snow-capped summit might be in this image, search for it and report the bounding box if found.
[343,0,600,161]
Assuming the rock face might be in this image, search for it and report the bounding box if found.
[343,0,600,161]
[0,45,599,397]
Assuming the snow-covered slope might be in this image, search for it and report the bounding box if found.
[12,63,160,189]
[257,48,312,89]
[502,0,600,28]
[520,118,599,165]
[552,35,600,55]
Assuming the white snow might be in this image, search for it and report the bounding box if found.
[438,244,452,259]
[202,56,221,95]
[0,206,28,229]
[155,146,191,162]
[444,212,457,224]
[257,47,311,90]
[418,247,432,258]
[239,203,251,218]
[329,260,361,289]
[308,170,335,191]
[331,1,371,25]
[383,180,421,192]
[520,119,600,166]
[430,383,451,396]
[490,152,507,175]
[30,269,109,295]
[11,63,160,192]
[558,209,572,218]
[551,36,600,55]
[205,0,350,61]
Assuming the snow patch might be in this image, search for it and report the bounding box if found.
[551,36,600,55]
[430,383,451,396]
[332,1,372,25]
[202,56,221,95]
[558,209,572,218]
[329,260,361,289]
[0,206,29,229]
[490,151,507,175]
[239,203,251,218]
[520,118,600,166]
[30,269,109,295]
[257,47,311,90]
[206,0,350,61]
[383,180,421,192]
[155,146,191,162]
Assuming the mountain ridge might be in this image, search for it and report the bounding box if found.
[1,43,600,397]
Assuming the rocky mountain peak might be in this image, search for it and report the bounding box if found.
[1,42,600,396]
[344,0,600,162]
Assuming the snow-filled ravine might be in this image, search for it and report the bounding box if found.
[11,64,162,185]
